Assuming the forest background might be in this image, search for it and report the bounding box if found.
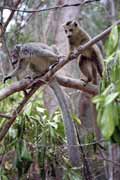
[0,0,120,179]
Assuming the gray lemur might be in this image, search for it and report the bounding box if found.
[3,42,59,82]
[63,20,103,85]
[3,42,80,166]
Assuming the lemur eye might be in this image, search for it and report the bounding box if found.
[69,29,73,32]
[65,29,67,33]
[74,22,77,27]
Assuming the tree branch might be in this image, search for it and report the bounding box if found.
[56,75,98,95]
[0,79,31,101]
[0,113,12,119]
[0,75,98,101]
[4,0,22,30]
[0,0,100,14]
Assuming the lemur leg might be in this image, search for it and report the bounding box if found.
[3,59,21,83]
[79,55,96,86]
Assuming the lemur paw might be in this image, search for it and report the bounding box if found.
[49,62,58,70]
[69,51,76,59]
[80,79,88,86]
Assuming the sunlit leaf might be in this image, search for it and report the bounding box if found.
[92,95,105,104]
[4,161,12,170]
[36,107,45,113]
[102,84,113,96]
[49,122,58,129]
[100,104,115,139]
[104,92,119,106]
[72,114,81,125]
[105,25,119,56]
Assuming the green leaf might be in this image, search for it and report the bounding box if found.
[49,127,55,139]
[92,95,105,104]
[100,104,115,139]
[105,25,119,56]
[21,141,32,162]
[102,84,113,96]
[97,107,103,126]
[72,114,81,125]
[0,175,8,180]
[104,52,115,63]
[116,80,120,92]
[36,107,45,113]
[104,92,119,106]
[111,52,120,82]
[49,122,58,129]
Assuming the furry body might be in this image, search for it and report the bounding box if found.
[4,42,59,82]
[63,21,103,84]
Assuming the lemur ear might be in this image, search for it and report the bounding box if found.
[62,21,73,28]
[15,44,21,51]
[74,21,78,27]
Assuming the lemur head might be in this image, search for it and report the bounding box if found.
[63,20,79,39]
[11,44,21,65]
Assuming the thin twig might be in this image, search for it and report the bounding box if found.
[15,2,45,33]
[4,0,22,30]
[0,0,100,14]
[97,157,120,167]
[0,113,12,119]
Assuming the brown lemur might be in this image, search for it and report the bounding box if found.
[63,20,104,85]
[3,42,80,166]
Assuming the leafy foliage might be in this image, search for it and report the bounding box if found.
[0,88,81,179]
[93,25,120,143]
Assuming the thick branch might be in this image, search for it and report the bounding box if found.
[0,75,98,101]
[56,75,98,95]
[0,79,31,101]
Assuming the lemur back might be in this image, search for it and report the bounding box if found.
[63,20,103,85]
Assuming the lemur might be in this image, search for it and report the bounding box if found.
[63,20,103,85]
[3,42,59,82]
